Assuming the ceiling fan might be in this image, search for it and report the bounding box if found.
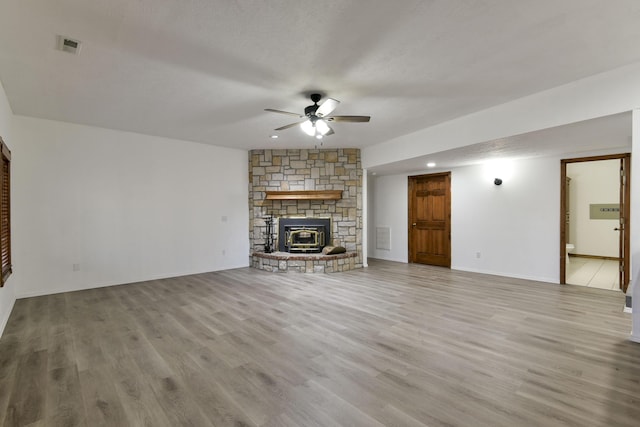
[265,93,370,139]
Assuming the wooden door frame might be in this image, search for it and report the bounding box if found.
[560,153,631,291]
[408,171,451,266]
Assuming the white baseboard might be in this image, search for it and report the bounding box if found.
[451,266,558,284]
[630,333,640,344]
[367,256,409,264]
[624,306,632,314]
[15,264,250,299]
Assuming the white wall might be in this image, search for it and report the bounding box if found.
[12,116,249,298]
[567,160,619,257]
[361,171,368,267]
[368,173,408,262]
[369,157,561,283]
[366,171,376,263]
[0,81,16,336]
[631,110,640,343]
[451,158,559,282]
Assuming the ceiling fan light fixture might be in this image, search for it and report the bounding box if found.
[266,93,370,138]
[300,120,315,136]
[316,119,330,135]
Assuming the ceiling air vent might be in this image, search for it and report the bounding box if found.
[56,36,82,54]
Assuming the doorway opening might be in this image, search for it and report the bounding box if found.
[560,154,630,292]
[408,172,451,267]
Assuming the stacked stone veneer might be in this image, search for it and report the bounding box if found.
[252,252,358,273]
[249,148,363,271]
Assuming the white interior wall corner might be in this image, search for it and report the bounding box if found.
[630,109,640,342]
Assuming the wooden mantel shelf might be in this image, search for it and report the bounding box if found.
[265,190,342,200]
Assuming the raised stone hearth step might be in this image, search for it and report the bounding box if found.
[251,251,357,273]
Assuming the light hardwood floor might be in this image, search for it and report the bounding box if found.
[1,259,639,426]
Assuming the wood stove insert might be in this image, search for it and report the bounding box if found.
[278,217,331,253]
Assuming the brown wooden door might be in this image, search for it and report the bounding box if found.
[408,172,451,267]
[619,155,631,292]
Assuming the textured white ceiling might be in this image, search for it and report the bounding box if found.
[0,0,639,156]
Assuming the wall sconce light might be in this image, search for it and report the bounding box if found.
[484,159,513,186]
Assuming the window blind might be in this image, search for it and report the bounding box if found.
[0,137,11,285]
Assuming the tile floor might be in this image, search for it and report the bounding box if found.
[566,257,620,291]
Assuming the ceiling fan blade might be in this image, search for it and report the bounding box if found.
[265,108,303,117]
[274,121,306,131]
[315,98,340,117]
[325,125,335,136]
[326,115,371,123]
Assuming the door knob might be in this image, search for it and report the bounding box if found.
[614,228,620,231]
[412,223,417,226]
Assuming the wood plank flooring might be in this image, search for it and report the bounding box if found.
[1,259,639,426]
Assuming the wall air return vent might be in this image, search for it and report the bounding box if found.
[56,36,82,54]
[376,227,391,250]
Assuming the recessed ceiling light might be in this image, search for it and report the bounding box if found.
[427,162,436,168]
[270,135,278,139]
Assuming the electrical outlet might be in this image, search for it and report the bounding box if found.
[222,249,226,256]
[72,263,81,271]
[476,252,481,259]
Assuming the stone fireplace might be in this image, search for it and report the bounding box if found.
[249,149,362,273]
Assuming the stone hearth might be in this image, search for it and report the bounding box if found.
[252,251,357,273]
